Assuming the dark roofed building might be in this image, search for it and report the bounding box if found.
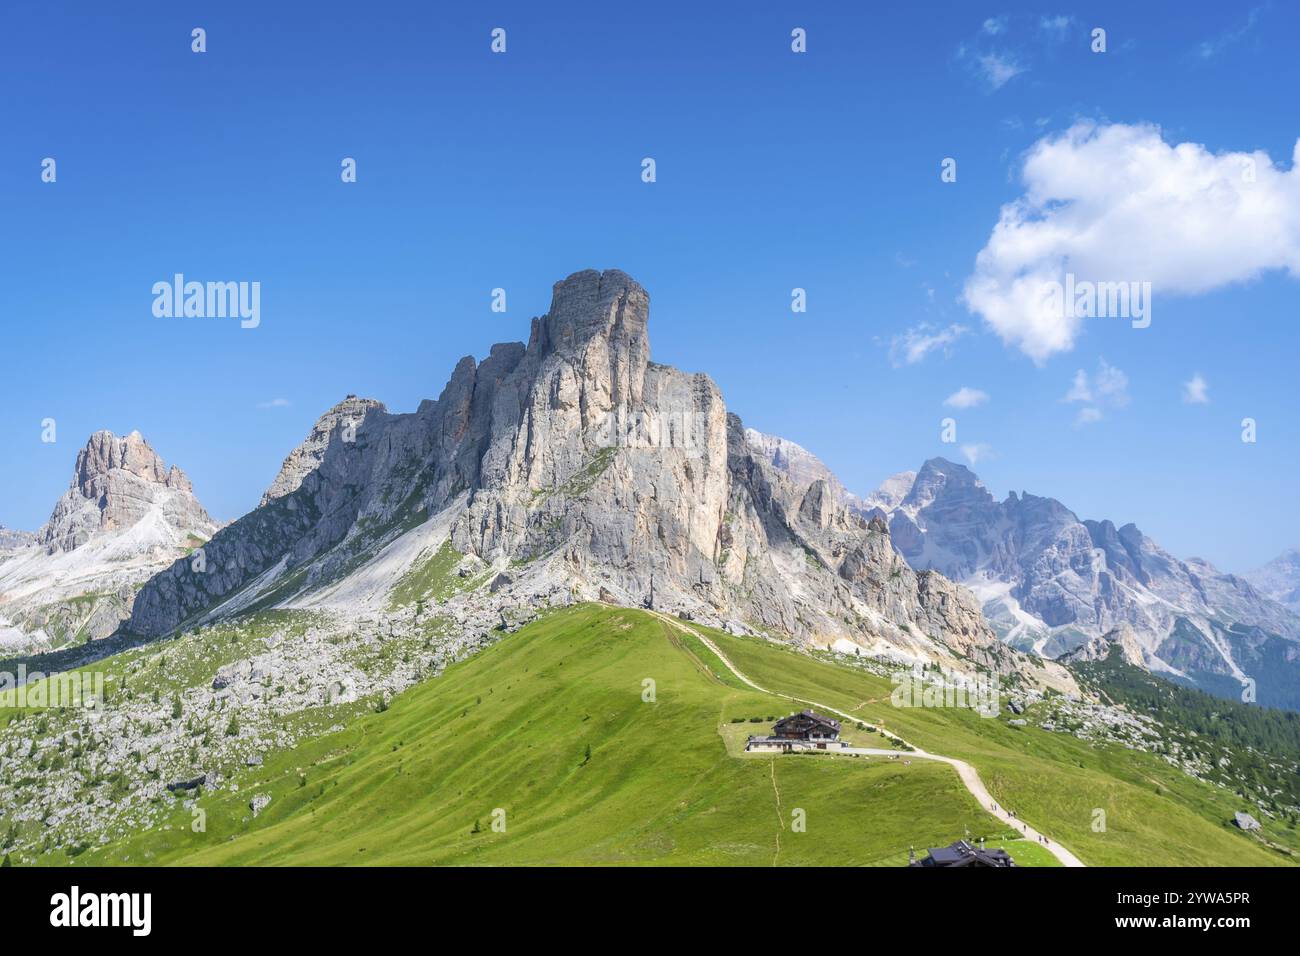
[909,840,1016,868]
[773,710,841,741]
[746,709,845,753]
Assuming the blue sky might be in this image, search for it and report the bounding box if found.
[1,1,1296,572]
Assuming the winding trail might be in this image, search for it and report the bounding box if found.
[654,612,1086,868]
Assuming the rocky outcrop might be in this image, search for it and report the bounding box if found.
[1059,626,1146,668]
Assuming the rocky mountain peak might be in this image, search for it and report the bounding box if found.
[517,269,652,421]
[72,429,187,494]
[531,269,649,361]
[903,457,990,511]
[260,396,388,507]
[37,430,214,553]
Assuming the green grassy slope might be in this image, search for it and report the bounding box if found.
[69,605,1032,867]
[703,629,1297,867]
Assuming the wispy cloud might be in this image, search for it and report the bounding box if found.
[257,398,291,409]
[957,13,1078,93]
[1065,359,1129,425]
[1065,369,1092,403]
[1038,15,1074,41]
[944,386,990,409]
[1182,373,1210,405]
[1196,5,1267,59]
[976,53,1025,90]
[962,442,995,466]
[889,323,969,366]
[982,16,1008,36]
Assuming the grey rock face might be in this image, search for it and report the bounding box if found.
[126,269,1059,687]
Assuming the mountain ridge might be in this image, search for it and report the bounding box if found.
[124,269,1070,691]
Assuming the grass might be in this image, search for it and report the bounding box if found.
[64,605,1025,866]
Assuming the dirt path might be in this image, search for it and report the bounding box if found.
[769,761,784,865]
[653,611,1086,868]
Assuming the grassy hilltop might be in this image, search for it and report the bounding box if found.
[58,605,1050,866]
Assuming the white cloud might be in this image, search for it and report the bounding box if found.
[1065,359,1128,425]
[889,323,969,366]
[982,16,1008,36]
[962,121,1300,362]
[977,53,1025,90]
[257,398,291,409]
[961,442,994,466]
[1183,373,1210,404]
[944,386,990,409]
